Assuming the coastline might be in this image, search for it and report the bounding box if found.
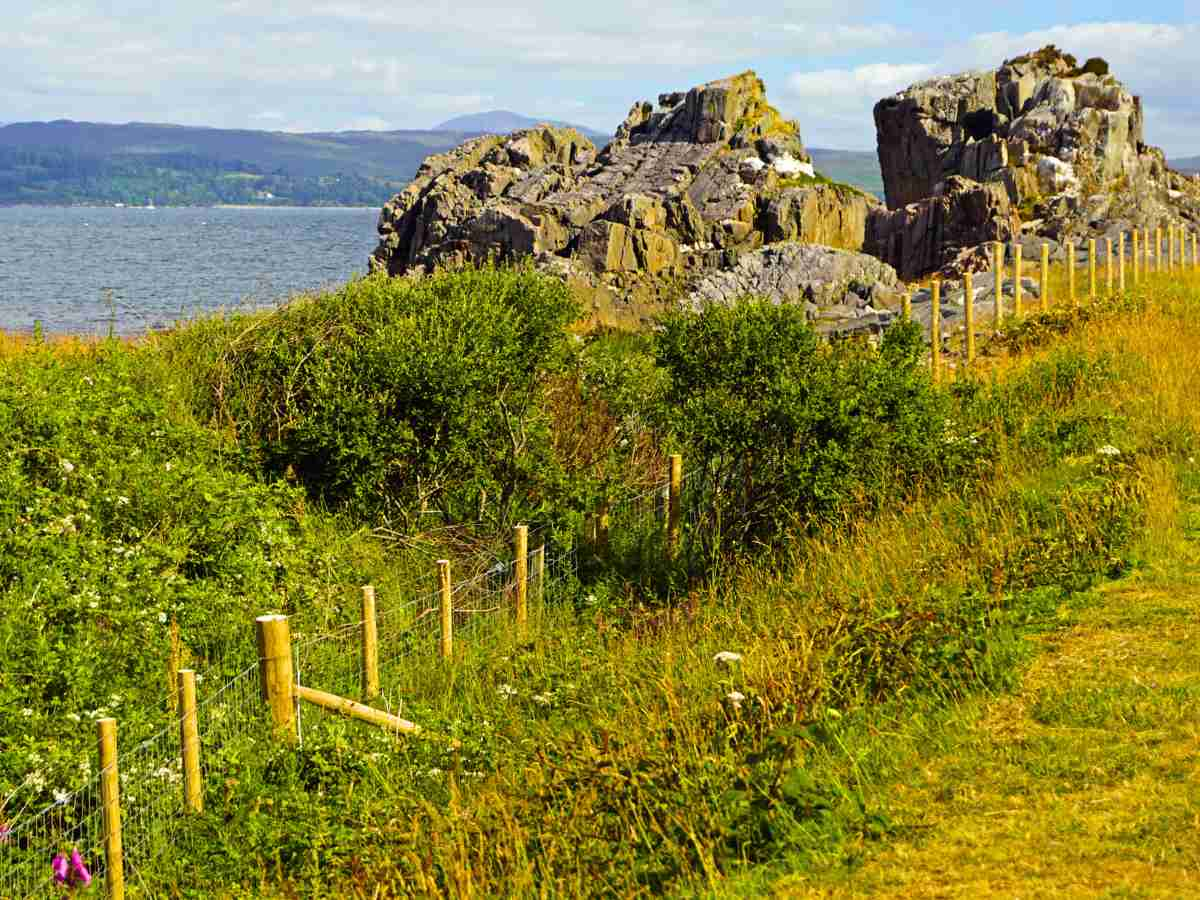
[0,203,381,210]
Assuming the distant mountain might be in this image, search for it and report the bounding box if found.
[0,119,465,179]
[1172,156,1200,174]
[437,110,610,143]
[0,119,481,206]
[0,116,886,207]
[808,148,884,199]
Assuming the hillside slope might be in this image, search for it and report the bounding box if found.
[436,110,610,142]
[0,118,886,207]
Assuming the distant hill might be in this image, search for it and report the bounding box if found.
[0,119,463,179]
[436,110,610,143]
[1172,156,1200,175]
[0,119,483,206]
[0,117,886,206]
[808,148,884,199]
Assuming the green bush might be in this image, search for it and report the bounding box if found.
[167,266,582,530]
[652,303,967,548]
[0,341,338,797]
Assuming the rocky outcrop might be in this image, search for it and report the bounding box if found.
[686,244,903,336]
[865,176,1018,280]
[872,45,1200,278]
[873,47,1147,211]
[371,72,888,329]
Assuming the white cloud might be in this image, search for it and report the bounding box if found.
[339,116,394,132]
[785,22,1200,155]
[785,63,935,148]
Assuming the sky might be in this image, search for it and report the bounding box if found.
[1,2,1197,157]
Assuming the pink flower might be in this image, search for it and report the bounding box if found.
[0,821,12,844]
[52,853,69,883]
[69,848,92,887]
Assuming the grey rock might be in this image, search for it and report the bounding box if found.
[684,242,900,311]
[371,70,885,330]
[871,45,1200,280]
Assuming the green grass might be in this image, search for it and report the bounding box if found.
[1,269,1199,897]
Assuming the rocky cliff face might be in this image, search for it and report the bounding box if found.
[371,72,888,329]
[871,45,1200,278]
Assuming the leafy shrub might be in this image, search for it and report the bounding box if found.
[653,303,968,548]
[0,341,344,799]
[166,266,582,530]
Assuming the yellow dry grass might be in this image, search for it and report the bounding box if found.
[764,270,1200,899]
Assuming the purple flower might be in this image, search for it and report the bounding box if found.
[69,848,92,886]
[0,821,12,844]
[52,853,69,884]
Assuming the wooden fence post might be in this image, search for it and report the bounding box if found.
[901,290,911,320]
[1155,227,1162,273]
[964,270,975,363]
[667,454,682,557]
[438,560,452,660]
[1119,233,1126,293]
[361,586,379,700]
[167,617,180,713]
[930,279,941,380]
[1145,227,1152,274]
[1105,237,1114,296]
[98,717,125,900]
[1132,230,1140,285]
[1067,241,1076,307]
[597,502,610,555]
[993,241,1004,328]
[514,525,528,633]
[1088,238,1097,302]
[1040,243,1050,312]
[531,544,546,606]
[255,614,295,737]
[1013,244,1023,317]
[178,669,202,814]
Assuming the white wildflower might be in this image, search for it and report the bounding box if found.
[725,691,746,711]
[164,462,172,471]
[20,708,33,718]
[88,601,98,610]
[713,651,743,666]
[531,693,552,706]
[158,612,168,624]
[116,496,130,506]
[1097,444,1121,457]
[52,789,69,805]
[497,684,517,698]
[66,712,81,723]
[59,459,75,474]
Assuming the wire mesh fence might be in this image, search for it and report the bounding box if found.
[0,769,105,900]
[2,454,695,899]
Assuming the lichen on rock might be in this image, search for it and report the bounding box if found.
[370,71,891,331]
[870,44,1200,279]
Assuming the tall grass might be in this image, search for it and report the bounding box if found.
[2,265,1198,897]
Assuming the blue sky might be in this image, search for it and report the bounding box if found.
[1,2,1196,156]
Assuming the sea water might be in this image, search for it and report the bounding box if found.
[0,205,381,335]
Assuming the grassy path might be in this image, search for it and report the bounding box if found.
[780,471,1200,898]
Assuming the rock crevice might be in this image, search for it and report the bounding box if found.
[371,72,889,329]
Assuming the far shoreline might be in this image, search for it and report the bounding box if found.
[0,203,383,211]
